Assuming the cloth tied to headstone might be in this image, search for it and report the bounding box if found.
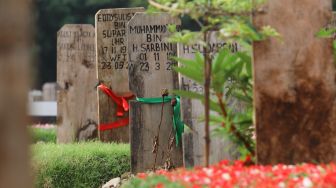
[136,96,184,146]
[98,84,134,131]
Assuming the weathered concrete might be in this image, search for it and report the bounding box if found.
[253,0,336,164]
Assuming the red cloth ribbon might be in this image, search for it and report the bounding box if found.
[99,118,129,131]
[98,84,134,131]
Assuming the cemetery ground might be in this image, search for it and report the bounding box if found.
[30,124,336,188]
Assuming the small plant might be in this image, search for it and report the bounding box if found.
[149,0,279,165]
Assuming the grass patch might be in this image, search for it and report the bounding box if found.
[30,127,56,143]
[32,142,130,188]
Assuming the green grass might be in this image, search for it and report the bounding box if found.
[32,142,130,188]
[30,127,57,143]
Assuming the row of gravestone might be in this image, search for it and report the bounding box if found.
[56,8,240,173]
[29,83,57,102]
[58,7,336,172]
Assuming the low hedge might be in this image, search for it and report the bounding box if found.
[32,142,130,188]
[30,127,57,143]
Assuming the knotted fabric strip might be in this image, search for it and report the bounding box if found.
[136,96,184,146]
[98,84,134,131]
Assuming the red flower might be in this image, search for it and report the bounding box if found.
[156,183,164,188]
[136,160,336,187]
[137,173,147,179]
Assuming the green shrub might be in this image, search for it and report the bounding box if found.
[30,127,57,143]
[32,142,130,188]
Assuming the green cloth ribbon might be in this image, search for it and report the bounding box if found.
[136,96,184,146]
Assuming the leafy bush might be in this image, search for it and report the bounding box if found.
[149,0,279,163]
[30,127,57,143]
[32,142,130,188]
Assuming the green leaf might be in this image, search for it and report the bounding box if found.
[167,24,177,32]
[316,28,336,38]
[172,90,204,100]
[173,90,221,113]
[209,99,222,113]
[212,61,241,92]
[236,52,251,64]
[212,48,229,75]
[174,66,203,84]
[232,90,252,103]
[195,52,204,66]
[209,114,225,124]
[174,57,202,71]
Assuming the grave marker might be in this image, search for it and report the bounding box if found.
[179,32,240,167]
[253,0,336,164]
[95,8,145,142]
[0,0,32,187]
[57,24,98,143]
[128,13,183,173]
[42,82,57,101]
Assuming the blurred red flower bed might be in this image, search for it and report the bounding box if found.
[136,160,336,188]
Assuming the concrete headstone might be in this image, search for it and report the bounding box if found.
[179,32,240,167]
[42,82,57,101]
[128,13,183,173]
[57,24,98,143]
[95,8,145,142]
[253,0,336,164]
